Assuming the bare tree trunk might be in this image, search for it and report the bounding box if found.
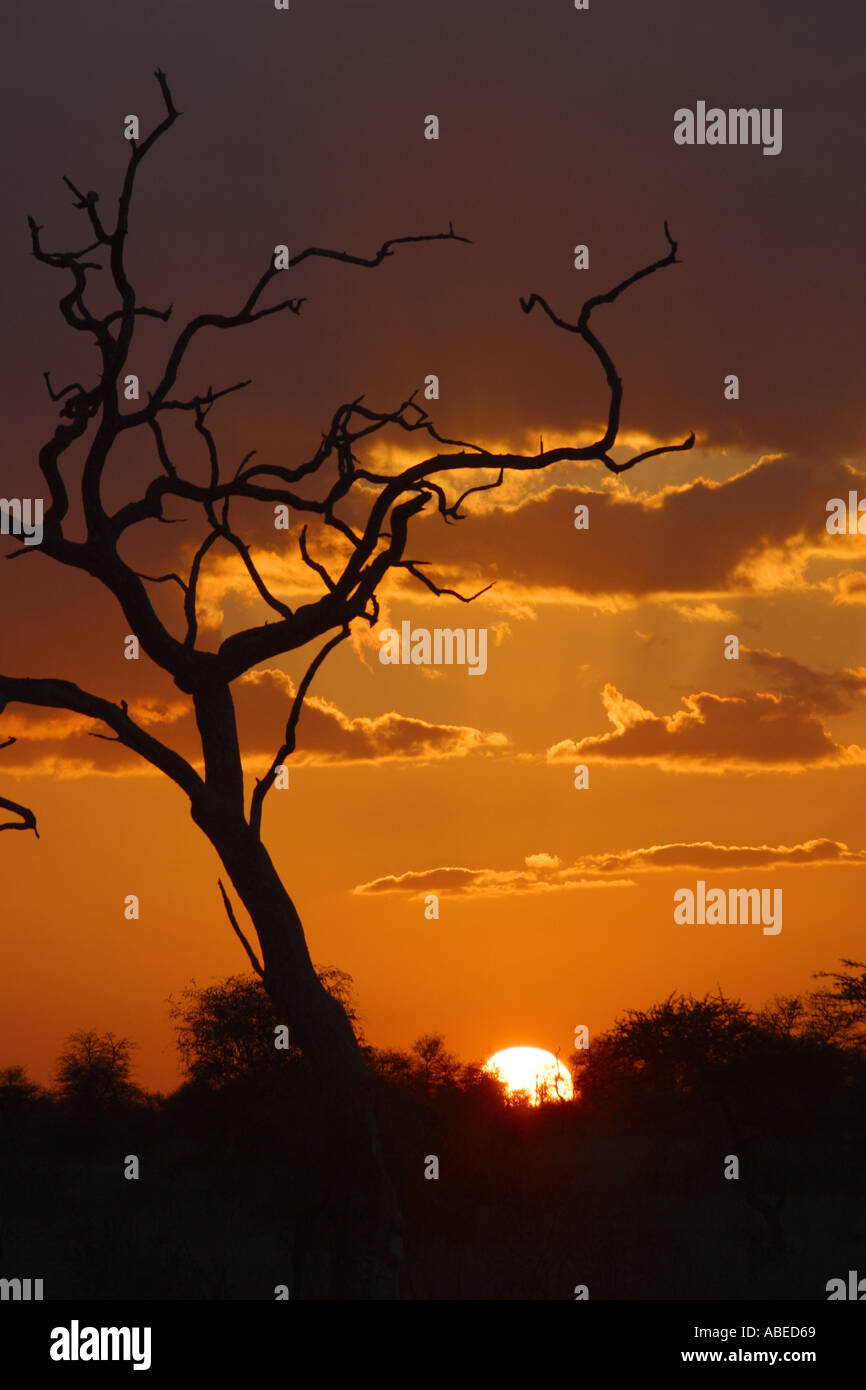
[192,798,402,1298]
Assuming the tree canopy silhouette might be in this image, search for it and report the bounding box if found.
[54,1030,138,1108]
[809,959,866,1046]
[170,968,361,1087]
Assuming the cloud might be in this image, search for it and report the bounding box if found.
[670,601,738,623]
[742,649,866,715]
[831,571,866,605]
[0,698,193,779]
[407,454,866,608]
[234,669,509,764]
[524,852,561,870]
[353,864,635,897]
[353,838,866,897]
[0,667,509,776]
[547,650,866,771]
[568,839,866,874]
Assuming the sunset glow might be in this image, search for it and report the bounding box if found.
[484,1047,575,1105]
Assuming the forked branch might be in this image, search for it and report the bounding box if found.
[249,624,352,838]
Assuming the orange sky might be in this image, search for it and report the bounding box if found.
[1,0,864,1090]
[5,442,866,1088]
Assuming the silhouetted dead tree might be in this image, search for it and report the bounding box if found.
[0,71,693,1297]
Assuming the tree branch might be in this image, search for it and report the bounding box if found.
[0,679,203,802]
[217,877,264,977]
[402,562,495,604]
[249,624,351,839]
[0,738,39,836]
[288,222,471,270]
[121,228,467,430]
[519,221,693,467]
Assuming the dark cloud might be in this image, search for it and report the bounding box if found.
[832,571,866,606]
[0,666,508,776]
[234,669,509,764]
[547,650,866,771]
[408,455,866,605]
[743,648,866,715]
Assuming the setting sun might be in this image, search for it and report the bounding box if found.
[483,1047,575,1105]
